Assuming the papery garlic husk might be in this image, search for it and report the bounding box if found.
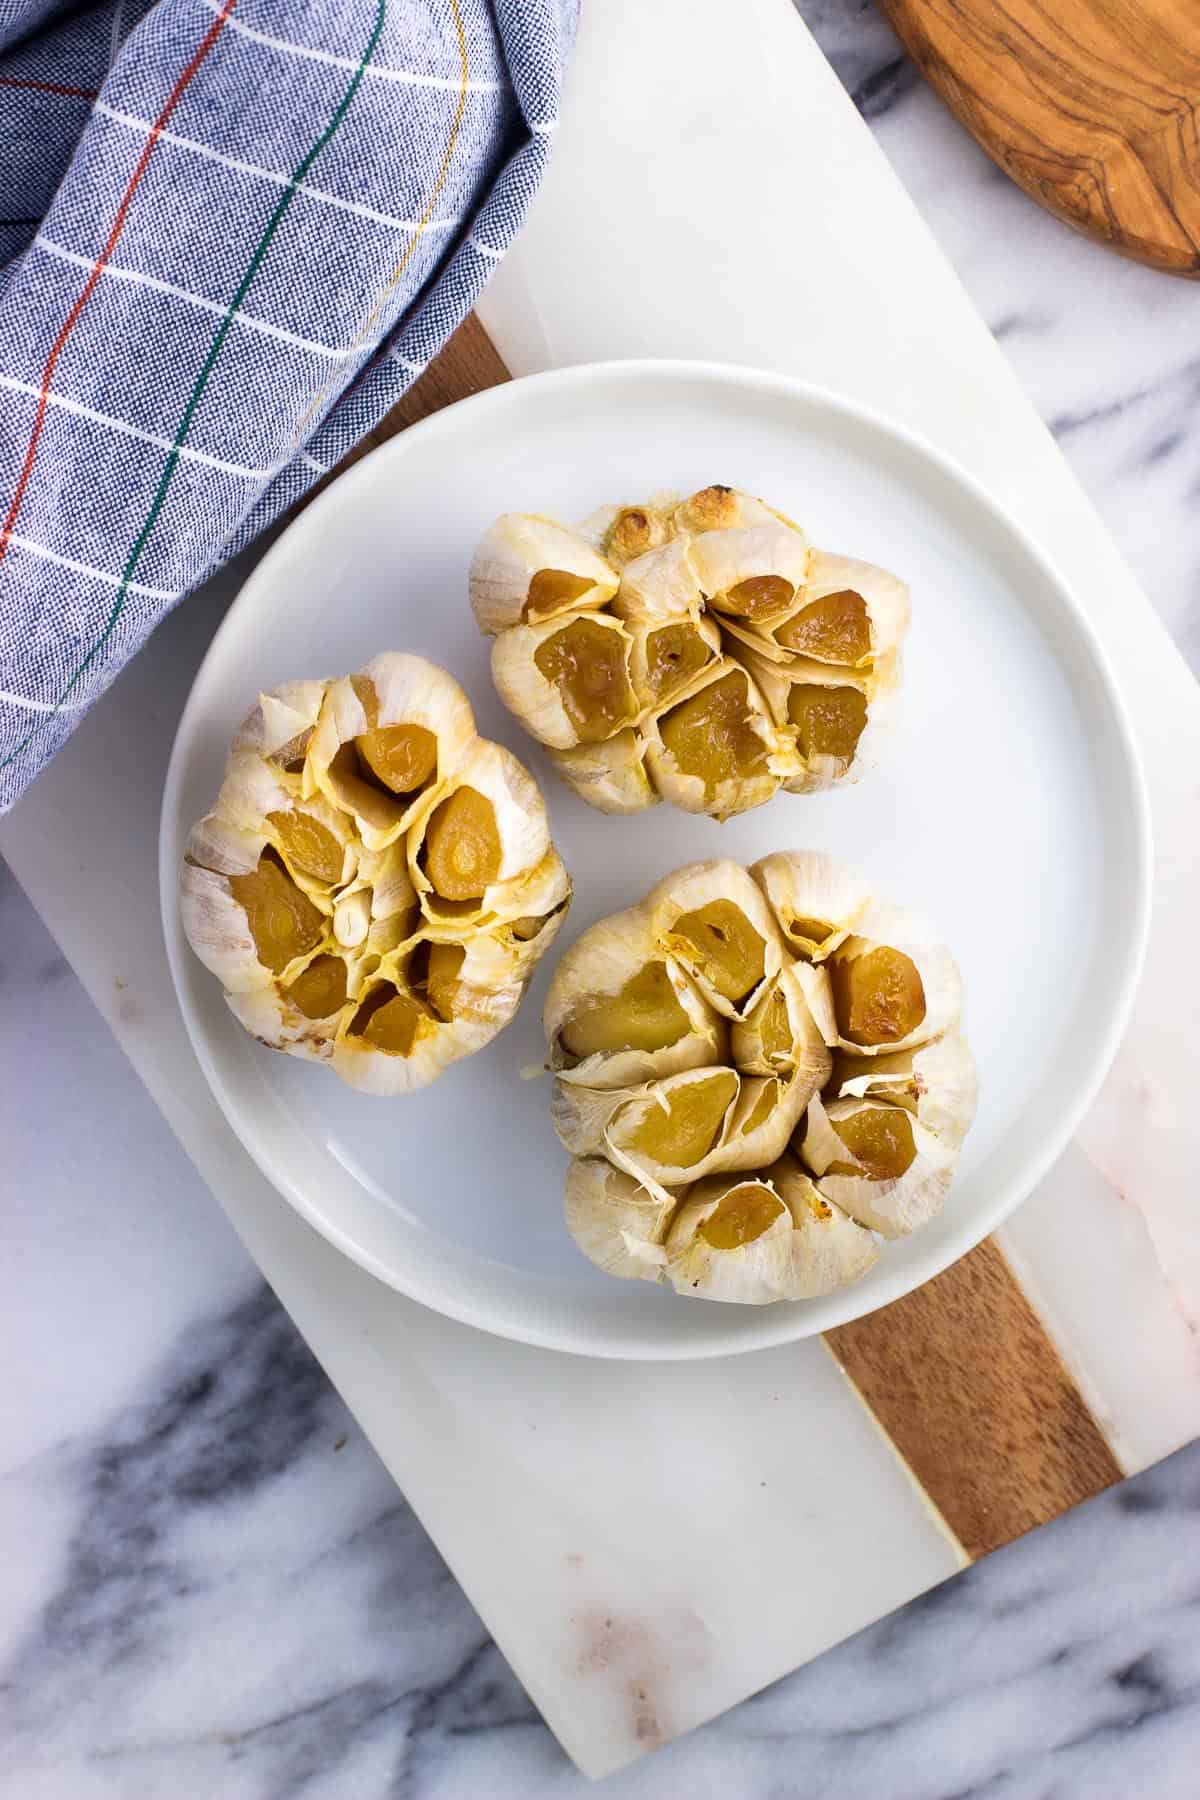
[551,1077,633,1157]
[181,817,330,994]
[829,1031,978,1150]
[231,679,327,773]
[407,737,551,929]
[470,514,618,635]
[642,660,796,820]
[483,852,574,978]
[730,550,910,668]
[643,858,786,1020]
[490,609,637,751]
[545,906,724,1089]
[800,1093,957,1238]
[626,611,723,711]
[750,849,873,962]
[583,497,678,569]
[672,484,782,536]
[549,729,658,816]
[563,1158,675,1282]
[739,646,897,794]
[306,654,477,852]
[729,964,833,1094]
[337,838,420,934]
[662,1172,796,1304]
[604,1064,812,1191]
[687,523,812,625]
[768,1152,881,1296]
[610,539,705,623]
[823,898,962,1056]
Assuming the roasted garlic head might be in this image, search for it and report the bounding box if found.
[471,489,909,820]
[181,655,571,1093]
[546,852,974,1304]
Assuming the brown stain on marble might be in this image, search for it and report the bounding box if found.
[574,1612,669,1748]
[878,0,1200,273]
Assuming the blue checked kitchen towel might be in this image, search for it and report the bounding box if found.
[0,0,576,808]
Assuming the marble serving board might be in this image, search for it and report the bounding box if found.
[3,0,1198,1781]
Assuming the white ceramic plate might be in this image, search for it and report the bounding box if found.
[161,361,1150,1359]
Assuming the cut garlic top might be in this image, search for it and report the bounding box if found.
[181,654,571,1096]
[549,852,973,1305]
[472,486,910,819]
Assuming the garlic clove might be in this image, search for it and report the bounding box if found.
[610,539,704,622]
[799,1093,957,1238]
[768,1153,881,1296]
[642,660,795,820]
[470,514,618,636]
[730,964,833,1095]
[306,655,476,852]
[406,737,551,928]
[824,897,962,1056]
[563,1158,674,1282]
[663,1173,796,1304]
[232,679,326,772]
[181,821,330,993]
[687,523,812,624]
[643,858,786,1020]
[750,849,874,962]
[490,609,637,750]
[545,905,724,1089]
[604,1066,742,1190]
[548,729,658,816]
[738,645,892,794]
[771,550,909,664]
[625,610,722,711]
[603,1063,811,1190]
[225,949,351,1060]
[829,1030,978,1149]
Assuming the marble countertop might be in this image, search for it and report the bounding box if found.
[3,1,1199,1793]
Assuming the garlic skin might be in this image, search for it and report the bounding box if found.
[490,609,636,751]
[547,851,973,1304]
[750,849,872,961]
[829,1031,978,1150]
[549,730,658,816]
[545,904,725,1090]
[180,655,570,1094]
[644,858,786,1021]
[800,1093,958,1239]
[564,1158,673,1281]
[663,1176,798,1304]
[472,485,909,818]
[469,515,618,635]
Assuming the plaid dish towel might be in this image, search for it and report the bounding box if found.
[0,0,576,809]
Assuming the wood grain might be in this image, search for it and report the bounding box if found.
[307,313,1123,1562]
[826,1238,1122,1558]
[878,0,1200,275]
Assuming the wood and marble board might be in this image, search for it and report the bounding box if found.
[320,312,1125,1569]
[877,0,1200,274]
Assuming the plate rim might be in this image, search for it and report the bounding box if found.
[159,356,1153,1360]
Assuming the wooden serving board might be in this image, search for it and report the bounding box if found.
[877,0,1200,275]
[303,316,1123,1565]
